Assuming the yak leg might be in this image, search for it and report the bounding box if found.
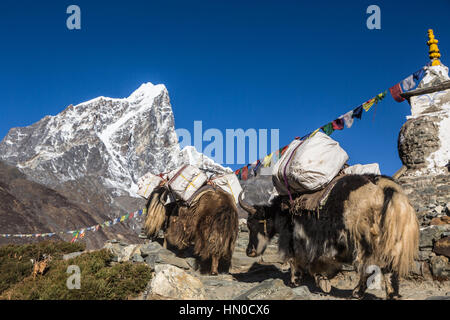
[309,258,337,293]
[211,255,219,276]
[288,258,303,287]
[314,274,331,293]
[384,271,401,300]
[352,268,370,299]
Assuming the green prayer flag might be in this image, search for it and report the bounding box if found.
[321,123,334,136]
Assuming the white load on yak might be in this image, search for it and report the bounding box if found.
[165,164,209,202]
[272,131,349,195]
[210,173,243,204]
[137,164,243,205]
[343,163,381,175]
[137,172,164,199]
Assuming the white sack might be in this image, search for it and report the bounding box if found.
[343,163,381,175]
[137,172,164,199]
[211,173,243,204]
[167,165,208,202]
[272,132,349,194]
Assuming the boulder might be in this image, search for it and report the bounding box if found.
[149,264,205,300]
[433,236,450,258]
[103,242,139,262]
[140,241,164,257]
[430,216,450,226]
[430,255,450,279]
[233,279,294,300]
[292,285,311,299]
[420,225,450,248]
[418,248,433,261]
[132,254,145,263]
[434,205,444,214]
[144,248,190,270]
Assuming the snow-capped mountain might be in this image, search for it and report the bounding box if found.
[0,82,232,247]
[179,146,233,176]
[0,83,230,198]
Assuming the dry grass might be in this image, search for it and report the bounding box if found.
[0,241,151,300]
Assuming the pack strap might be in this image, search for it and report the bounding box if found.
[283,139,305,202]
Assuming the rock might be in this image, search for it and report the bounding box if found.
[425,296,450,300]
[433,237,450,258]
[239,219,248,232]
[232,255,258,269]
[149,264,205,300]
[140,242,164,257]
[233,279,294,300]
[430,255,450,279]
[418,248,433,261]
[185,257,199,271]
[420,226,449,248]
[398,116,440,170]
[132,254,144,263]
[430,216,450,226]
[409,261,420,276]
[156,251,191,270]
[104,243,138,262]
[434,205,444,214]
[63,251,84,260]
[292,285,311,299]
[144,248,190,270]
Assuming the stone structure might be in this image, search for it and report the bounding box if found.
[397,30,450,280]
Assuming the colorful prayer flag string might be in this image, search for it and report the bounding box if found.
[0,208,148,241]
[231,65,424,180]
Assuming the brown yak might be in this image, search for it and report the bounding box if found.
[143,185,239,275]
[239,174,419,299]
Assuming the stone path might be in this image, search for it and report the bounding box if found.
[105,228,450,300]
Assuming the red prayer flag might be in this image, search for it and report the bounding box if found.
[332,119,344,130]
[389,83,405,103]
[241,166,248,180]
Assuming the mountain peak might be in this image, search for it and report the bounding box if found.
[0,83,229,200]
[128,82,167,101]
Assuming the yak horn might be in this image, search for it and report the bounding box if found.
[238,191,257,215]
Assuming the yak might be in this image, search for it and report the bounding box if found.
[143,185,239,275]
[238,174,419,299]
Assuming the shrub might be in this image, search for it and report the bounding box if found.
[0,242,151,300]
[0,241,85,294]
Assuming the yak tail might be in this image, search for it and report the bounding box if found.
[376,179,419,277]
[143,188,167,238]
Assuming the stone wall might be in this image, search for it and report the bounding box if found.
[396,64,450,280]
[398,174,450,280]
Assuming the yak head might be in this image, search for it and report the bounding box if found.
[238,192,277,257]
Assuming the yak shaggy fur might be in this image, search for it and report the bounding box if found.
[144,186,239,275]
[241,174,419,299]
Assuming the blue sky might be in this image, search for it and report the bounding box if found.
[1,0,449,175]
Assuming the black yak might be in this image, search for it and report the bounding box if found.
[143,186,239,275]
[239,174,419,299]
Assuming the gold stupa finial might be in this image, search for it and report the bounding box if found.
[427,29,441,66]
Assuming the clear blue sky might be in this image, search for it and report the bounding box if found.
[1,0,449,175]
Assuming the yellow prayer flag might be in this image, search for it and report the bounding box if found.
[363,98,376,112]
[263,153,273,167]
[310,128,320,138]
